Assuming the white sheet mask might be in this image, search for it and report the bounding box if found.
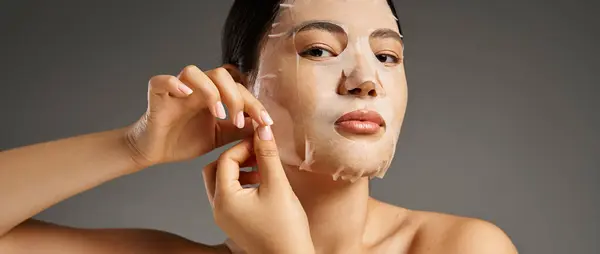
[252,0,408,182]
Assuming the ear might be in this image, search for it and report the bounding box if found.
[222,64,248,86]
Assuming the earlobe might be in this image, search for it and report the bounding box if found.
[222,64,247,85]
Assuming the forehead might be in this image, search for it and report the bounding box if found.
[275,0,399,34]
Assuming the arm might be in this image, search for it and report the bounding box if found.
[0,219,228,254]
[0,130,225,254]
[0,128,141,237]
[0,65,266,254]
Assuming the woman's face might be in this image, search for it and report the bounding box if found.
[252,0,407,181]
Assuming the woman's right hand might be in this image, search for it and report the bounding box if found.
[125,65,273,168]
[203,126,315,254]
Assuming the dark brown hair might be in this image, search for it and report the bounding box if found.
[222,0,403,75]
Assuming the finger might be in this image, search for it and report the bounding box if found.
[201,161,218,207]
[236,82,274,126]
[253,125,287,188]
[205,68,245,129]
[214,117,254,148]
[177,65,225,119]
[148,75,193,97]
[215,138,253,195]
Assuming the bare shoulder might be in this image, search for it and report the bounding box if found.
[367,200,517,254]
[408,210,518,254]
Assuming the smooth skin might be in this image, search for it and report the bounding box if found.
[0,65,518,253]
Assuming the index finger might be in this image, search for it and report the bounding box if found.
[215,138,253,195]
[236,82,274,126]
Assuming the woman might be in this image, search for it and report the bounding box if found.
[0,0,517,253]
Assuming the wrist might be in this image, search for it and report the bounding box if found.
[118,125,154,172]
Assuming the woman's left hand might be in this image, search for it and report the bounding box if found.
[202,125,315,254]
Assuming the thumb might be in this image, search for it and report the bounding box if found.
[253,125,287,188]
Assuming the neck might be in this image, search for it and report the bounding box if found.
[284,165,371,253]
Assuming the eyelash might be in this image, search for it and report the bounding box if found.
[300,46,400,65]
[299,46,336,58]
[376,53,400,64]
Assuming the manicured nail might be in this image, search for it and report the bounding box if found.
[258,126,273,140]
[260,110,274,126]
[178,84,193,95]
[215,101,226,119]
[235,111,245,129]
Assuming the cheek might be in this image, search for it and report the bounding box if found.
[296,61,347,108]
[391,76,408,108]
[380,70,408,124]
[277,62,325,117]
[263,44,323,117]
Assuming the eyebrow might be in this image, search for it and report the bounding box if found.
[370,28,403,43]
[286,20,346,38]
[286,21,403,43]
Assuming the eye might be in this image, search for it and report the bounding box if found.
[376,53,399,64]
[299,46,335,58]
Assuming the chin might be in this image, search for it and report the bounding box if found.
[299,135,397,182]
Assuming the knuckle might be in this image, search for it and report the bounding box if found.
[181,65,199,78]
[148,75,177,93]
[207,67,234,89]
[148,75,163,88]
[148,75,161,84]
[216,153,229,164]
[165,76,180,86]
[256,147,278,158]
[212,67,229,79]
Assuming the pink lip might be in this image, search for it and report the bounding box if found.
[335,110,385,135]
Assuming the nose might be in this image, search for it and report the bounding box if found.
[338,80,378,97]
[337,44,382,98]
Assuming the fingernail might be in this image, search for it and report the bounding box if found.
[215,101,226,119]
[261,110,274,126]
[235,111,245,129]
[258,126,273,140]
[178,84,193,95]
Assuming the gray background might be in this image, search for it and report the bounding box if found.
[1,0,598,253]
